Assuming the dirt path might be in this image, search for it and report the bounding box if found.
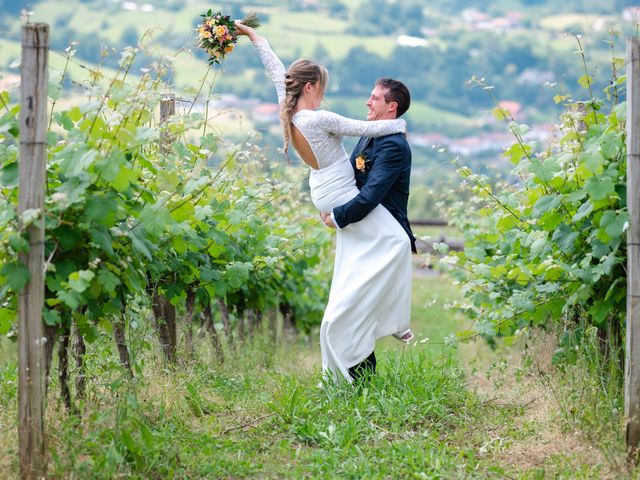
[461,333,625,478]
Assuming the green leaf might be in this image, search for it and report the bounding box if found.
[1,262,31,291]
[170,202,195,223]
[48,80,61,100]
[540,211,563,231]
[90,226,115,256]
[138,422,154,450]
[572,201,593,222]
[53,111,74,131]
[129,231,154,260]
[20,208,41,227]
[1,161,17,186]
[599,131,622,159]
[530,231,550,258]
[57,289,82,309]
[97,268,120,295]
[61,148,98,176]
[508,122,530,137]
[208,242,226,258]
[585,177,615,201]
[0,307,15,335]
[139,206,169,238]
[85,194,118,226]
[473,320,496,337]
[200,266,220,283]
[532,194,561,217]
[578,74,593,89]
[94,150,126,182]
[579,151,604,174]
[599,210,628,238]
[551,223,579,254]
[529,157,560,183]
[8,233,29,253]
[588,301,610,325]
[120,428,138,455]
[112,167,138,192]
[225,262,253,289]
[172,236,188,254]
[496,214,517,232]
[503,142,530,164]
[491,106,509,121]
[67,106,82,122]
[43,308,61,327]
[68,270,95,293]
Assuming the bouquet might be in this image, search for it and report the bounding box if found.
[197,10,261,65]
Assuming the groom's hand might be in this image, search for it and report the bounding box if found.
[320,212,336,229]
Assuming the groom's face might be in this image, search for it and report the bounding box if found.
[366,85,396,121]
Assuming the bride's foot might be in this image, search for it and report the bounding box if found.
[392,328,414,343]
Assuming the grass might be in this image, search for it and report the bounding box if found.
[0,276,632,478]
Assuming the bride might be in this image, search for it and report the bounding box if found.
[235,22,413,383]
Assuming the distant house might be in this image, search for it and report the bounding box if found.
[524,123,556,145]
[448,132,513,156]
[0,74,20,91]
[505,11,524,23]
[408,133,450,148]
[252,103,280,123]
[623,6,640,21]
[397,35,429,48]
[490,17,517,32]
[497,100,523,120]
[461,8,490,25]
[517,69,555,85]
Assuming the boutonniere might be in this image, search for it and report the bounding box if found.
[355,153,369,172]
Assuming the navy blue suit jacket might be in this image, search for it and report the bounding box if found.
[333,132,417,254]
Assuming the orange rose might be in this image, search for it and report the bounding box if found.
[355,155,366,171]
[215,25,227,38]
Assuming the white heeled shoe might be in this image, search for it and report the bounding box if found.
[392,328,414,343]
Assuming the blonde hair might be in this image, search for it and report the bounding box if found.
[280,58,329,158]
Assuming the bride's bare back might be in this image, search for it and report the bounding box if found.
[291,126,319,170]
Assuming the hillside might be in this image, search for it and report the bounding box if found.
[1,0,636,198]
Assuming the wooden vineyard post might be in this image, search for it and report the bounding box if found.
[626,36,640,457]
[160,94,176,154]
[18,23,49,479]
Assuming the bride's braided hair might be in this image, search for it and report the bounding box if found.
[280,58,328,158]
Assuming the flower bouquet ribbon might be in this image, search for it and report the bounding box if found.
[197,10,261,65]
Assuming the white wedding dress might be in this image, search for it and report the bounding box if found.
[253,39,412,382]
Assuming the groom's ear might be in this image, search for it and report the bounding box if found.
[387,101,398,114]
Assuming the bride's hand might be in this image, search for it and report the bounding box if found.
[234,21,254,37]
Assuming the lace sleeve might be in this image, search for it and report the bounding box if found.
[314,110,406,138]
[252,38,286,104]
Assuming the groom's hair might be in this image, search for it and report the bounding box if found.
[376,78,410,118]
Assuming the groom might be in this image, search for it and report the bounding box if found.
[321,77,416,380]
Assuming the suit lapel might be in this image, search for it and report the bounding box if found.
[353,137,366,158]
[359,137,372,154]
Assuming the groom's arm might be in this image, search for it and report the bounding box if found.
[332,137,405,228]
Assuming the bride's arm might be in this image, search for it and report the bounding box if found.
[315,110,406,138]
[235,21,286,104]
